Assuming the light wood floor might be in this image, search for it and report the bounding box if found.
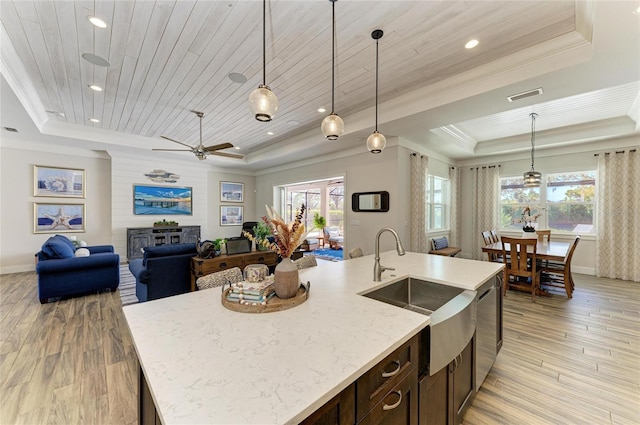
[1,272,638,424]
[464,274,640,425]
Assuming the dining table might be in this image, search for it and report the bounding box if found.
[482,239,570,263]
[482,238,571,296]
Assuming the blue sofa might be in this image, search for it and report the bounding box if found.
[128,243,197,302]
[36,234,120,303]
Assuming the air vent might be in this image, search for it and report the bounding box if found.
[3,127,18,133]
[507,87,543,102]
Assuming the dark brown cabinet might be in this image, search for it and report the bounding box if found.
[300,384,355,425]
[418,337,475,425]
[357,370,418,425]
[190,251,278,291]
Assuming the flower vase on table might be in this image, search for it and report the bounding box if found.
[243,204,308,300]
[274,257,299,299]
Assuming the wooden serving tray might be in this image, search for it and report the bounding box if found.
[221,282,310,313]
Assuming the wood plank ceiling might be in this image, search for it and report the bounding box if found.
[0,0,576,155]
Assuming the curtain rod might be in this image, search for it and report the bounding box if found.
[469,165,501,170]
[594,149,636,156]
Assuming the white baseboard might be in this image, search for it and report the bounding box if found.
[1,264,36,274]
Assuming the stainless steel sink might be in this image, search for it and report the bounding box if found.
[361,278,477,375]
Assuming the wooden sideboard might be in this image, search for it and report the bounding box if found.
[190,251,278,291]
[127,226,201,261]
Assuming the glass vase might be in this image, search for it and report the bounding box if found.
[274,257,299,299]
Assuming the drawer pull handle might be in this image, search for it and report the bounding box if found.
[381,360,401,378]
[258,257,264,261]
[382,390,402,411]
[220,262,227,268]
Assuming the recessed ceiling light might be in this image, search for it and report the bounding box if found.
[228,72,247,84]
[267,131,274,136]
[87,16,108,28]
[317,107,326,113]
[465,39,479,49]
[634,5,640,14]
[82,53,111,67]
[89,118,100,123]
[88,84,103,92]
[234,146,241,150]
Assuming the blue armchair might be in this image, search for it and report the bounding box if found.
[128,243,197,302]
[36,235,120,303]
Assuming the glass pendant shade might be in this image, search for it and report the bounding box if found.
[321,113,344,140]
[367,130,386,154]
[249,84,278,122]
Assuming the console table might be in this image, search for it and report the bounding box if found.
[126,226,200,261]
[190,251,278,291]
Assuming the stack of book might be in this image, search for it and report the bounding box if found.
[225,276,275,305]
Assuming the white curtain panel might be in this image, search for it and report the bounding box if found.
[471,166,500,260]
[410,153,428,253]
[449,166,461,247]
[596,150,640,282]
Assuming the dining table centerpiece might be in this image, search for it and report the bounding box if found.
[513,206,542,232]
[243,204,307,299]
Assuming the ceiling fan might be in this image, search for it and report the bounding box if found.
[154,111,244,160]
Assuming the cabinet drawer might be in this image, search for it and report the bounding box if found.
[356,334,419,421]
[357,368,418,425]
[243,251,277,266]
[193,256,244,276]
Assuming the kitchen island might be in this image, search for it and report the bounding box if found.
[123,251,503,424]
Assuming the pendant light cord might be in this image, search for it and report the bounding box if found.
[331,0,335,113]
[262,0,266,86]
[375,37,379,130]
[530,112,537,170]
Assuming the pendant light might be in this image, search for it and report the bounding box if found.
[249,0,278,122]
[321,0,344,141]
[367,29,386,154]
[523,113,542,187]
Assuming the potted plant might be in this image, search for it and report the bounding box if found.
[313,212,326,231]
[212,238,225,255]
[252,222,272,251]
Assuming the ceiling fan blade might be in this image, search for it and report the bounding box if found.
[210,151,244,159]
[203,142,234,152]
[152,148,193,152]
[160,135,194,149]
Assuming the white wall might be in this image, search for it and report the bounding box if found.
[207,170,256,240]
[255,141,407,256]
[0,147,112,273]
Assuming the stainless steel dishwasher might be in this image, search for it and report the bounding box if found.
[475,276,498,390]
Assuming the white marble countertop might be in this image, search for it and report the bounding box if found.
[123,252,503,424]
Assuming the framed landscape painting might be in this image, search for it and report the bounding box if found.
[221,206,243,226]
[133,184,192,215]
[220,181,244,202]
[34,203,85,233]
[34,165,85,198]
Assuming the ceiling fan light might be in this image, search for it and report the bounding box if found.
[321,113,344,140]
[367,131,386,154]
[249,85,278,122]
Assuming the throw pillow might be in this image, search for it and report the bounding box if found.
[41,235,75,259]
[74,248,90,257]
[432,237,449,250]
[294,255,317,270]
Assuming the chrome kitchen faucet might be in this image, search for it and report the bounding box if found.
[373,227,406,281]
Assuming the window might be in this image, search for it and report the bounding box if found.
[500,171,596,234]
[426,175,449,230]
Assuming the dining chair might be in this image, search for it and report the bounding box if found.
[482,231,502,262]
[501,236,541,301]
[481,231,493,245]
[536,230,551,243]
[490,229,499,243]
[294,254,318,270]
[347,247,363,259]
[540,235,580,298]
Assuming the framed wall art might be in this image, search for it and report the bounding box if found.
[220,206,243,226]
[34,203,85,233]
[133,184,193,215]
[34,165,85,198]
[220,181,244,203]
